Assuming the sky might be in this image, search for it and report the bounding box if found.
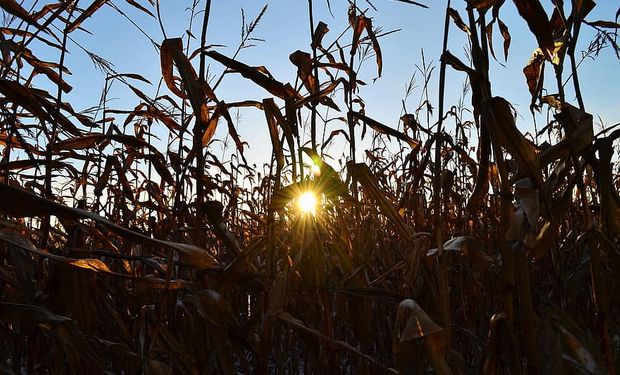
[14,0,620,168]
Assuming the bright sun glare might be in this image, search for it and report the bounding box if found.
[310,162,321,177]
[298,191,318,215]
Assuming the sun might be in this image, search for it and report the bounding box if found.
[297,191,318,215]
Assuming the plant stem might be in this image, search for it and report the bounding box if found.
[433,0,452,350]
[308,0,318,150]
[41,0,78,248]
[199,0,212,82]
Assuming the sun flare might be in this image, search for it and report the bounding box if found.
[310,162,321,177]
[297,191,318,215]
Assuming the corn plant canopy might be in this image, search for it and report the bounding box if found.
[0,0,619,373]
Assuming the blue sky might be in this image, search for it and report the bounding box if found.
[22,0,620,166]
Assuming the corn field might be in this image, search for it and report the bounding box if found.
[0,0,619,373]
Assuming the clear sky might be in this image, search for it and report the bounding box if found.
[20,0,620,167]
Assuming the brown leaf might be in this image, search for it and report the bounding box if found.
[143,153,174,186]
[32,2,63,21]
[349,11,366,57]
[311,21,329,48]
[486,22,499,62]
[51,133,149,151]
[67,0,108,33]
[392,0,428,8]
[1,39,73,93]
[263,98,285,172]
[94,155,114,196]
[124,0,154,18]
[0,79,81,136]
[206,50,301,101]
[0,183,219,269]
[349,111,419,149]
[290,50,318,94]
[0,159,64,171]
[0,133,42,155]
[277,312,398,373]
[483,313,521,374]
[448,8,470,34]
[396,299,442,341]
[585,20,620,29]
[512,0,555,59]
[0,0,43,30]
[488,97,545,192]
[523,48,545,107]
[293,78,344,111]
[441,50,475,75]
[160,39,187,99]
[363,17,383,77]
[539,103,594,165]
[498,19,511,60]
[348,162,413,238]
[69,259,111,272]
[467,0,500,11]
[161,38,215,123]
[395,299,451,374]
[263,98,296,163]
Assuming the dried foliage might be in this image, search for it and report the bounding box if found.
[0,0,619,374]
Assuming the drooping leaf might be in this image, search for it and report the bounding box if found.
[206,50,301,101]
[0,79,82,136]
[349,111,420,149]
[396,299,442,342]
[395,299,451,374]
[498,19,511,60]
[488,96,545,193]
[277,312,398,374]
[391,0,428,8]
[448,8,470,35]
[523,48,545,109]
[427,236,494,265]
[0,0,43,30]
[363,17,383,77]
[311,21,329,48]
[348,162,413,238]
[67,0,108,33]
[0,183,219,270]
[467,0,501,11]
[263,98,296,165]
[263,98,285,174]
[585,20,620,29]
[94,155,114,196]
[124,0,154,18]
[512,0,555,59]
[290,50,318,94]
[51,133,149,151]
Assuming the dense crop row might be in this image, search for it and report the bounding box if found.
[0,0,618,373]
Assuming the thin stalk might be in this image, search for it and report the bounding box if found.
[174,0,201,226]
[193,0,212,247]
[41,1,78,248]
[567,0,585,110]
[433,0,452,349]
[93,75,111,213]
[199,0,212,82]
[308,0,319,150]
[347,2,358,164]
